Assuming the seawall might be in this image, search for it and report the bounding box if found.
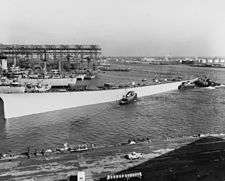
[0,81,184,119]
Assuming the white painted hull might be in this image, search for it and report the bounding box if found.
[0,86,25,93]
[18,78,77,86]
[0,81,184,119]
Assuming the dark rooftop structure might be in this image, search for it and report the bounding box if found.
[0,44,102,62]
[103,136,225,181]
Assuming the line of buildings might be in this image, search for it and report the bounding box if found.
[103,56,225,67]
[0,44,102,71]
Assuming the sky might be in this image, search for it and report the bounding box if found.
[1,0,225,56]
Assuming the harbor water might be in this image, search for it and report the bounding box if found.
[1,64,225,153]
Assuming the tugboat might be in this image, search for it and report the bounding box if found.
[178,81,196,90]
[119,91,137,105]
[178,77,221,90]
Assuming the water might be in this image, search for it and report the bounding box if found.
[1,64,225,153]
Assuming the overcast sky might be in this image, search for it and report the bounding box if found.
[1,0,225,56]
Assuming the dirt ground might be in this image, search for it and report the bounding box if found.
[1,136,225,181]
[0,138,191,181]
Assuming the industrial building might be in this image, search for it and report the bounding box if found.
[0,44,102,71]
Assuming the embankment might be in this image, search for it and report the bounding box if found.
[0,81,184,119]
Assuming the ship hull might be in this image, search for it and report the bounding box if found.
[18,78,77,86]
[0,86,25,93]
[0,81,184,119]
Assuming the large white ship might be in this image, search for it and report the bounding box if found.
[18,77,77,87]
[0,76,78,94]
[0,81,184,120]
[0,84,25,94]
[0,45,185,120]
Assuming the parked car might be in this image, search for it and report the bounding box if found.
[125,152,143,160]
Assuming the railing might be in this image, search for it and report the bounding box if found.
[106,172,142,180]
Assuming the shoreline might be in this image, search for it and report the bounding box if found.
[1,135,225,180]
[0,135,199,180]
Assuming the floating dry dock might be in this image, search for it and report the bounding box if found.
[0,81,184,119]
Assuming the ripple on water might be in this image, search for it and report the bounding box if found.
[1,65,225,153]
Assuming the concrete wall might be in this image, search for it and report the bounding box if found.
[0,81,184,119]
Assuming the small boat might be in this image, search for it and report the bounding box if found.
[25,83,51,93]
[119,91,137,105]
[76,74,85,81]
[178,81,195,90]
[84,74,96,80]
[69,144,88,153]
[195,78,221,87]
[34,83,51,92]
[178,77,221,90]
[55,143,70,153]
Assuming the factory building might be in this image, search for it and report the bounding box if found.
[0,44,102,71]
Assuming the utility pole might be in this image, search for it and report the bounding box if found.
[43,50,47,73]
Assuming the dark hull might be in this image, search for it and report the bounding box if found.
[178,84,195,90]
[178,78,221,90]
[119,94,137,105]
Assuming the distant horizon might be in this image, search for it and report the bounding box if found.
[1,42,225,57]
[1,0,225,56]
[102,56,225,58]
